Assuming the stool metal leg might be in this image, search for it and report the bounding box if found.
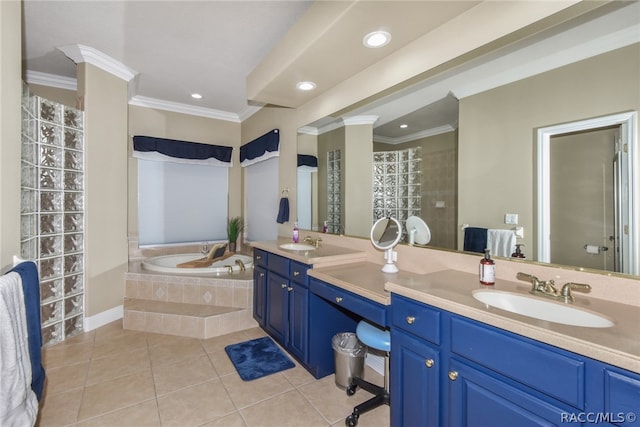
[345,352,390,427]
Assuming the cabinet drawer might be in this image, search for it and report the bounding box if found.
[604,369,640,426]
[267,253,290,277]
[391,294,440,345]
[451,317,585,409]
[310,278,387,327]
[253,248,267,267]
[290,260,310,286]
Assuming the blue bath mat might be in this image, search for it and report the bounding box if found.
[224,336,295,381]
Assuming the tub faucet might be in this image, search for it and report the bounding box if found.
[235,259,246,272]
[224,265,233,274]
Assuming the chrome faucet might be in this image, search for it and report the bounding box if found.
[235,259,246,272]
[516,272,591,303]
[304,236,323,248]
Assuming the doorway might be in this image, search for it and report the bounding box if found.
[536,112,638,275]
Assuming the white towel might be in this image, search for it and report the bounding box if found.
[0,272,38,427]
[487,229,516,258]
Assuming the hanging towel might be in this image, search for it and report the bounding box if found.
[276,197,290,224]
[0,271,39,427]
[463,227,487,253]
[487,229,517,258]
[11,261,45,401]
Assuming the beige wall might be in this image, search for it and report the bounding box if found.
[79,63,130,316]
[0,1,22,270]
[127,105,242,239]
[240,106,297,239]
[458,43,640,257]
[28,83,78,109]
[344,123,373,237]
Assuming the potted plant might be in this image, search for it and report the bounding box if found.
[227,216,244,252]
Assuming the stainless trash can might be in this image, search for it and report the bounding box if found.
[332,332,366,389]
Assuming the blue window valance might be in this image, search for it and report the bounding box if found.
[240,129,279,167]
[133,135,233,167]
[297,154,318,172]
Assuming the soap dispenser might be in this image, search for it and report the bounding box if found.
[511,244,526,259]
[293,222,299,243]
[479,249,495,285]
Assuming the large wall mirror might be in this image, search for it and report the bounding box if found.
[296,2,639,277]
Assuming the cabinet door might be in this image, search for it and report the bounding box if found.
[253,265,267,326]
[447,358,581,427]
[265,271,288,345]
[390,329,440,427]
[287,281,308,363]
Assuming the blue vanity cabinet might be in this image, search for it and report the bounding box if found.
[390,293,640,427]
[252,249,267,326]
[254,250,312,367]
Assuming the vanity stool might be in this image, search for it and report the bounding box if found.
[345,320,390,427]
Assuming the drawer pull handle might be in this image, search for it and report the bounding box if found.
[259,273,264,277]
[293,271,300,276]
[335,297,343,303]
[406,316,416,324]
[448,371,459,381]
[256,255,262,260]
[425,359,434,368]
[281,284,287,289]
[288,287,293,292]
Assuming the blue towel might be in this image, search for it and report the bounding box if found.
[277,197,290,224]
[11,261,45,401]
[463,227,488,254]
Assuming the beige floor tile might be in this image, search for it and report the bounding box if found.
[36,387,83,427]
[241,389,327,427]
[145,331,195,348]
[77,371,155,421]
[221,372,294,409]
[93,320,135,342]
[207,350,237,377]
[200,412,247,426]
[152,354,218,396]
[299,375,374,425]
[280,361,317,387]
[44,361,89,395]
[200,330,252,354]
[352,405,390,427]
[156,379,236,427]
[86,346,151,385]
[43,340,94,369]
[90,331,148,359]
[76,399,161,427]
[147,337,206,367]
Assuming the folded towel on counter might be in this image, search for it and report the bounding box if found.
[487,229,517,258]
[463,227,487,254]
[0,271,39,427]
[276,197,290,224]
[10,261,45,402]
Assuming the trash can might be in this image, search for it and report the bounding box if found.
[332,332,366,389]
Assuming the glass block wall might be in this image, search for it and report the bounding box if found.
[372,147,422,237]
[326,149,342,234]
[20,83,85,346]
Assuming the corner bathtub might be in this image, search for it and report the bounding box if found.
[141,253,253,275]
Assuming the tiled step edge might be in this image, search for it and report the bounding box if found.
[123,298,257,339]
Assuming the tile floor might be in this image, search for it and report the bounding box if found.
[36,321,390,426]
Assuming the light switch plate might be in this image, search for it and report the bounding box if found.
[505,213,518,225]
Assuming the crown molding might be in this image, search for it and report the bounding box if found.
[129,95,241,123]
[25,70,77,91]
[342,115,379,126]
[297,126,319,136]
[374,124,456,145]
[57,44,137,82]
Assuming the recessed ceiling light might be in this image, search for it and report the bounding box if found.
[363,31,391,48]
[191,93,203,99]
[296,81,316,91]
[400,124,408,129]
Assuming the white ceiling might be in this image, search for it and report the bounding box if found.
[22,1,639,137]
[22,0,313,118]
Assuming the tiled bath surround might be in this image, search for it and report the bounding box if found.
[125,236,257,339]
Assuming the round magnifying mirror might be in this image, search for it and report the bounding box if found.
[370,216,402,273]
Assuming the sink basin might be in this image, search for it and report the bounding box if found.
[279,243,316,251]
[472,289,614,328]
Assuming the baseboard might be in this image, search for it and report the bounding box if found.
[83,305,123,332]
[365,352,385,376]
